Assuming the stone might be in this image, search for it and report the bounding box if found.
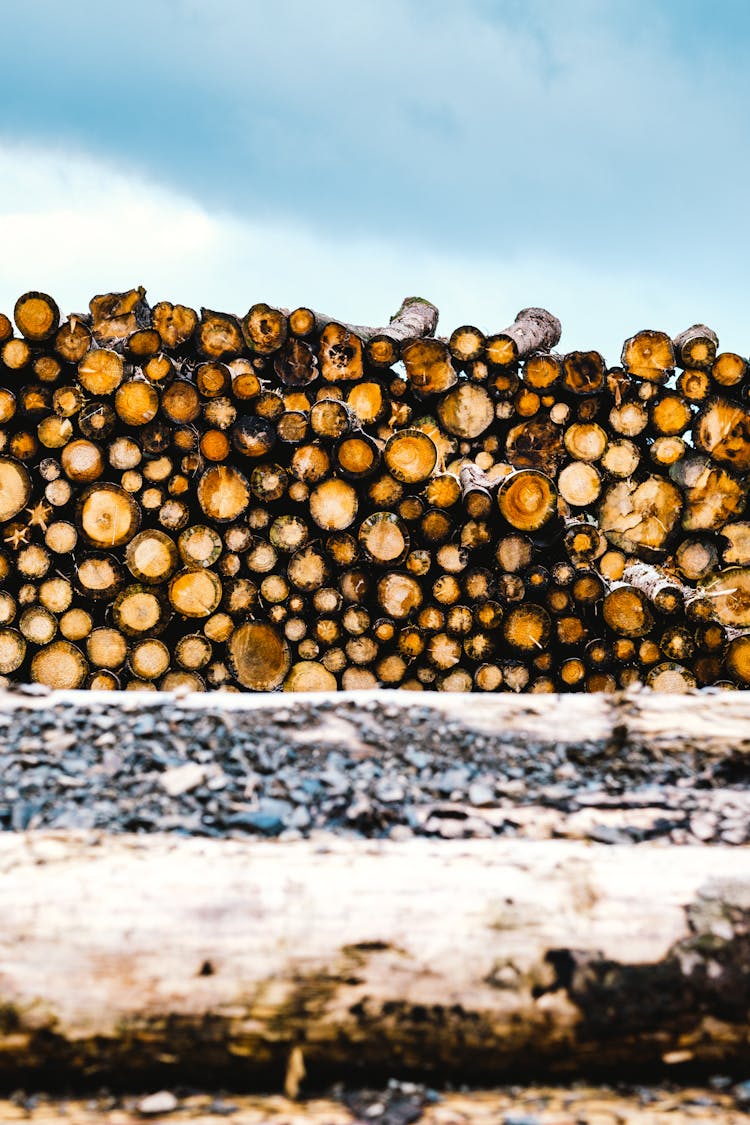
[159,762,206,797]
[137,1090,178,1116]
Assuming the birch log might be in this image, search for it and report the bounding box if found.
[1,834,749,1083]
[0,685,749,759]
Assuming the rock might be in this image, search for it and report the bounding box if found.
[289,805,311,830]
[159,763,206,797]
[690,812,718,841]
[137,1090,178,1116]
[468,781,495,807]
[375,779,405,803]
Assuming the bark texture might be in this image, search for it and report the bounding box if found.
[1,832,749,1084]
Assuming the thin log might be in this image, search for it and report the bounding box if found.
[1,833,750,1082]
[292,296,439,343]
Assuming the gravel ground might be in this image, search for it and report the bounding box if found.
[1,692,748,845]
[3,1078,750,1124]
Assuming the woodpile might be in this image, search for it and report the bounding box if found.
[0,288,749,692]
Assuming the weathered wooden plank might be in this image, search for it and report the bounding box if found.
[0,686,749,759]
[0,833,749,1083]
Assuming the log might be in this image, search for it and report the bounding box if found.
[486,307,562,367]
[292,295,439,347]
[1,831,750,1083]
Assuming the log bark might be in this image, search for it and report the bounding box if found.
[1,832,750,1083]
[294,296,439,345]
[487,307,562,366]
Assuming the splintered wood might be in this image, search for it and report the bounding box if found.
[0,290,748,692]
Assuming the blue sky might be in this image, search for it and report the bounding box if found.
[1,0,749,362]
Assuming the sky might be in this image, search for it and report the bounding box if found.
[1,0,749,364]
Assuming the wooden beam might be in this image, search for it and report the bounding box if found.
[1,833,749,1083]
[0,685,749,759]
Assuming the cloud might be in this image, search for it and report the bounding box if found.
[0,140,747,365]
[1,0,749,272]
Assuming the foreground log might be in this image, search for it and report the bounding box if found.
[1,833,749,1083]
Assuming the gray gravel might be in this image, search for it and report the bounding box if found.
[1,693,748,845]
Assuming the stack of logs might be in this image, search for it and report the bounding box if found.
[0,288,748,693]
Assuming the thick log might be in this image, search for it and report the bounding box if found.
[295,295,439,346]
[0,832,749,1083]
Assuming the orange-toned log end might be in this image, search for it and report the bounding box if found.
[319,323,364,383]
[309,478,358,531]
[125,328,161,361]
[358,511,410,565]
[621,329,674,383]
[377,571,423,618]
[152,301,198,350]
[497,470,558,532]
[77,484,140,548]
[197,465,251,523]
[402,339,457,395]
[30,640,88,689]
[114,379,159,426]
[169,568,222,618]
[77,348,124,396]
[673,323,719,370]
[274,339,318,387]
[694,397,750,473]
[283,661,338,691]
[598,476,682,559]
[726,634,750,686]
[700,567,750,628]
[384,429,437,484]
[336,435,380,480]
[485,334,518,368]
[89,287,148,343]
[288,307,317,338]
[0,458,32,522]
[721,522,750,566]
[366,334,400,368]
[670,456,748,533]
[505,418,565,477]
[242,303,288,356]
[603,586,654,638]
[112,585,169,637]
[196,309,244,360]
[448,325,485,364]
[523,353,561,389]
[437,384,494,439]
[129,638,170,681]
[562,351,605,395]
[502,604,551,653]
[228,620,290,690]
[52,317,91,364]
[646,662,697,693]
[712,351,747,388]
[14,291,60,342]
